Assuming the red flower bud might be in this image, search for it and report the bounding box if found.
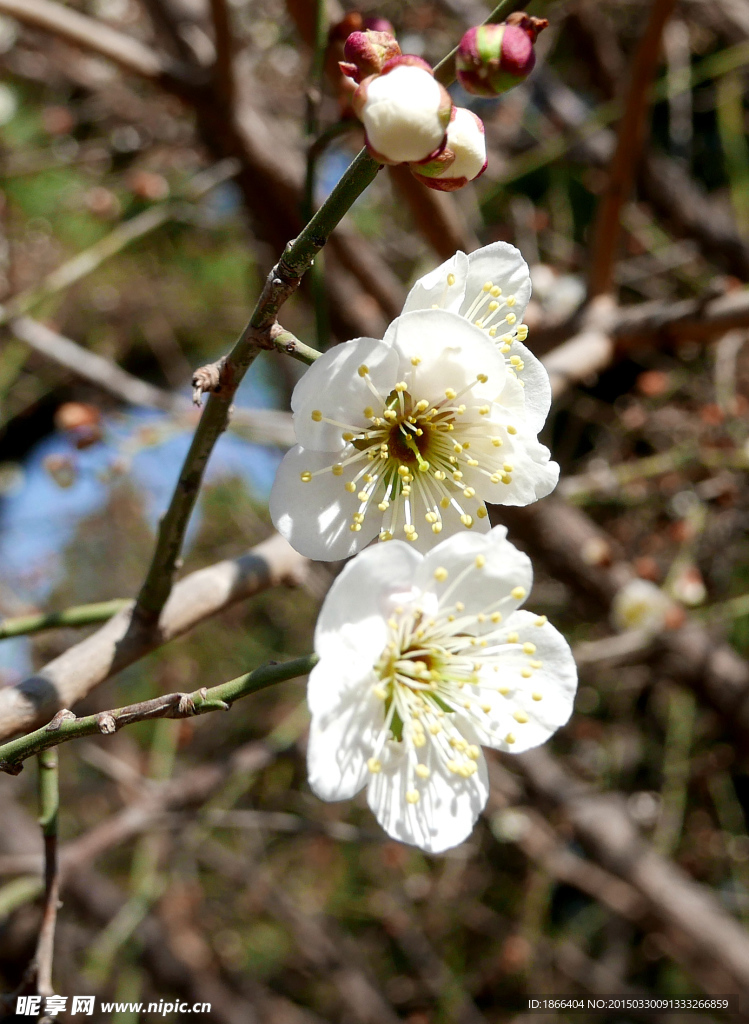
[340,29,401,83]
[456,14,548,97]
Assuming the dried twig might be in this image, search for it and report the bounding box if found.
[589,0,678,297]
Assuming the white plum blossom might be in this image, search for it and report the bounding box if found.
[611,578,675,635]
[270,242,557,561]
[353,60,452,164]
[306,526,577,853]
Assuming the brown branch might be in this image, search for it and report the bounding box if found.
[499,497,749,749]
[0,534,309,744]
[515,747,749,994]
[208,0,235,108]
[11,316,296,448]
[589,0,678,297]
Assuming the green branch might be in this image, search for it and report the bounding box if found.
[0,599,130,640]
[0,654,318,775]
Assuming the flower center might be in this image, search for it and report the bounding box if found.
[362,563,548,805]
[303,370,520,542]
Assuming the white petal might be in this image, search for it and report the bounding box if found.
[436,107,486,182]
[461,242,531,321]
[402,250,469,314]
[461,424,559,507]
[367,741,488,853]
[384,309,507,401]
[468,609,578,754]
[315,541,422,653]
[499,340,552,434]
[415,525,533,619]
[291,336,399,451]
[269,446,380,560]
[307,674,382,801]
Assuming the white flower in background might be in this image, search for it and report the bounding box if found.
[410,107,487,192]
[306,527,577,853]
[353,57,453,165]
[270,242,557,561]
[611,578,674,635]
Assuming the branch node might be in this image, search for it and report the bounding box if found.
[0,760,23,776]
[97,713,117,735]
[176,693,196,716]
[46,709,76,732]
[192,356,228,405]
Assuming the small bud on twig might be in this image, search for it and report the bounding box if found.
[340,29,401,83]
[456,14,548,97]
[46,709,76,732]
[192,356,228,406]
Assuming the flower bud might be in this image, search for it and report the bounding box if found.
[410,106,487,191]
[340,29,401,84]
[353,57,453,165]
[456,14,548,97]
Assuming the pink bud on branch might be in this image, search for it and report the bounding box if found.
[456,13,548,97]
[339,29,401,84]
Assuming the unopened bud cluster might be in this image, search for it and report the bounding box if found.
[339,28,487,191]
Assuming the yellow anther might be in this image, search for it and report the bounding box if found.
[449,737,466,751]
[521,668,533,679]
[491,612,502,623]
[353,513,364,523]
[434,567,448,582]
[418,461,430,473]
[490,285,501,296]
[300,471,312,483]
[502,473,512,485]
[395,381,408,392]
[447,273,456,286]
[507,425,517,435]
[522,642,536,655]
[447,760,460,774]
[355,491,367,502]
[358,364,369,377]
[506,632,519,644]
[406,789,420,804]
[488,300,499,312]
[373,685,388,699]
[490,436,503,447]
[413,733,426,748]
[415,764,430,780]
[411,356,422,366]
[475,555,486,569]
[532,692,543,702]
[535,616,547,627]
[458,764,473,778]
[505,732,516,745]
[460,514,473,528]
[503,463,514,473]
[506,295,516,307]
[513,710,529,724]
[517,324,529,341]
[489,327,498,337]
[415,399,429,412]
[350,523,361,532]
[456,602,465,612]
[378,501,389,512]
[342,432,354,441]
[445,387,457,400]
[482,281,492,291]
[530,660,543,669]
[383,409,397,422]
[429,722,441,735]
[490,473,501,484]
[379,530,393,541]
[452,470,463,480]
[364,406,374,418]
[506,313,517,324]
[331,464,343,476]
[498,686,511,696]
[398,465,410,477]
[467,745,481,760]
[345,482,356,493]
[479,405,490,415]
[511,587,526,600]
[477,507,488,519]
[311,410,322,422]
[463,487,476,498]
[432,522,443,534]
[367,758,382,774]
[440,497,450,509]
[476,373,488,383]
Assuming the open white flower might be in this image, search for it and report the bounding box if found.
[270,310,558,561]
[307,526,577,853]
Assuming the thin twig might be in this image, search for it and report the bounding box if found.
[0,655,317,774]
[34,749,59,997]
[588,0,678,297]
[0,600,130,641]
